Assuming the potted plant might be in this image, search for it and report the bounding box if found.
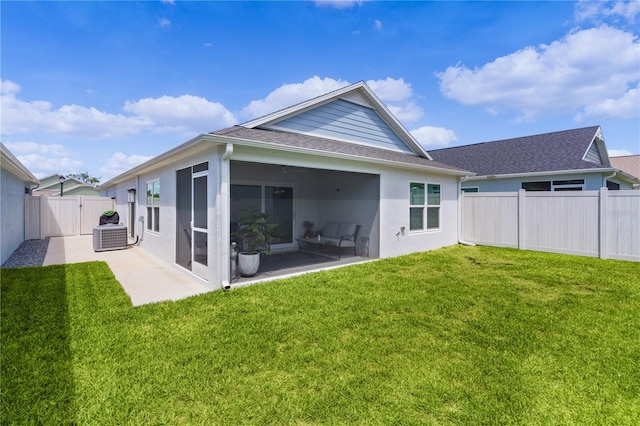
[233,209,277,276]
[302,220,314,238]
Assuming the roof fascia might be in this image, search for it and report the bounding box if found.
[206,133,469,177]
[241,81,432,160]
[0,143,39,184]
[465,168,622,181]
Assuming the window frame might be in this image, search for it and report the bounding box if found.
[461,187,479,193]
[521,179,585,192]
[146,179,160,233]
[409,181,441,232]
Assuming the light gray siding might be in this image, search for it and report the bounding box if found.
[271,99,413,153]
[1,168,28,264]
[584,140,604,164]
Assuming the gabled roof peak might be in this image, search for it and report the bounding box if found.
[241,81,431,159]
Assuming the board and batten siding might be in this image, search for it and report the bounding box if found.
[270,99,413,154]
[461,189,640,262]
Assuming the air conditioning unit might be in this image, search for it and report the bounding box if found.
[93,225,128,252]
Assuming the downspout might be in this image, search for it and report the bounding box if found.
[603,170,616,188]
[222,143,234,290]
[135,175,144,245]
[457,175,476,246]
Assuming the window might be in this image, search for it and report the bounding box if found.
[552,179,584,191]
[146,180,160,232]
[461,187,479,193]
[427,184,441,229]
[521,180,585,191]
[606,181,620,190]
[410,182,440,231]
[410,183,425,230]
[522,181,551,191]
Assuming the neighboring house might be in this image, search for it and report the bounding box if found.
[102,82,470,290]
[610,155,640,190]
[429,126,640,192]
[32,174,103,197]
[1,143,39,264]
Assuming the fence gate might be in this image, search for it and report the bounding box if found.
[25,195,116,238]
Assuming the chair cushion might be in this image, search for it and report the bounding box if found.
[323,222,339,239]
[337,223,356,239]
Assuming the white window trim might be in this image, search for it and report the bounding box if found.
[146,179,160,234]
[426,182,442,232]
[409,181,426,232]
[409,181,442,233]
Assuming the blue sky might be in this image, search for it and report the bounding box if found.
[2,0,639,181]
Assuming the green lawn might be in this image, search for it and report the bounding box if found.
[2,246,639,425]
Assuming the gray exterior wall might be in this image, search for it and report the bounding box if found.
[1,167,28,264]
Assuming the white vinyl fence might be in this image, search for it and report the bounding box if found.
[25,195,116,239]
[461,189,640,262]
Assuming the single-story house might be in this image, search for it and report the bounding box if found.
[32,174,103,197]
[102,81,470,290]
[429,126,640,192]
[1,143,39,264]
[610,155,640,190]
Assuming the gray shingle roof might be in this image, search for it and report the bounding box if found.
[428,126,605,176]
[212,126,467,173]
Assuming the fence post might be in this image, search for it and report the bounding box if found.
[599,187,608,259]
[518,189,526,250]
[39,195,47,239]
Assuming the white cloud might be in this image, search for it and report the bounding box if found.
[437,25,640,121]
[366,77,423,123]
[158,18,171,28]
[5,141,83,178]
[124,94,237,134]
[242,76,350,118]
[575,1,640,23]
[577,83,640,121]
[100,151,152,181]
[410,126,458,148]
[1,80,238,138]
[366,77,413,102]
[373,19,383,31]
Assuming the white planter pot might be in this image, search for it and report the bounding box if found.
[238,252,260,277]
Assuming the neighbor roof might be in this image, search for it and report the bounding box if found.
[429,126,608,176]
[610,155,640,180]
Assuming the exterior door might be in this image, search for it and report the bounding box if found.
[191,168,208,279]
[176,163,208,279]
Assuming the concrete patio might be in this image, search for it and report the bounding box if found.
[42,235,370,306]
[43,235,212,306]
